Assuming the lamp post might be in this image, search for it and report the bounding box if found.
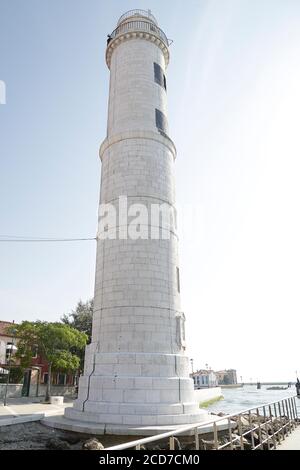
[190,358,194,374]
[3,328,17,406]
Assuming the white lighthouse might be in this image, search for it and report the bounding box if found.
[65,9,205,432]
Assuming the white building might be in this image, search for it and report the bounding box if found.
[0,321,17,365]
[0,340,6,365]
[192,370,218,389]
[65,9,205,431]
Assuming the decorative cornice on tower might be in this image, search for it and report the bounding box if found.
[106,18,169,69]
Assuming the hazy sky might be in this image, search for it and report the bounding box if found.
[1,0,300,382]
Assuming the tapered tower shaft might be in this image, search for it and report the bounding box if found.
[66,9,204,430]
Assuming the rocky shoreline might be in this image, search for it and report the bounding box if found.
[0,422,138,450]
[200,411,299,450]
[0,411,298,450]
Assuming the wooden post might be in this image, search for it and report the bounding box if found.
[194,428,199,450]
[269,404,276,450]
[228,417,234,450]
[169,437,175,450]
[293,397,299,420]
[238,415,244,450]
[278,402,285,440]
[213,422,218,450]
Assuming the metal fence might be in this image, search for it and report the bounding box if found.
[117,10,158,26]
[105,396,299,450]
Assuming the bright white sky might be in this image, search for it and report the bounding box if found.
[1,0,300,382]
[176,0,300,383]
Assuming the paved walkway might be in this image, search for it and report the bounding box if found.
[277,427,300,450]
[0,397,73,424]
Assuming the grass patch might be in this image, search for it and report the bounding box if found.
[199,395,224,408]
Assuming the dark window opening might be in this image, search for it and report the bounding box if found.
[176,267,180,293]
[154,62,167,91]
[31,346,38,358]
[155,108,168,134]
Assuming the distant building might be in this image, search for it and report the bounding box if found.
[191,369,218,388]
[215,369,237,385]
[0,321,18,365]
[0,339,6,365]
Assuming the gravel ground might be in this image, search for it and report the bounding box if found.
[0,422,143,450]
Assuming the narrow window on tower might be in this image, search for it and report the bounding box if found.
[176,267,180,293]
[155,108,168,134]
[154,62,167,91]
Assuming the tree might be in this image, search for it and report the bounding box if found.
[9,322,87,402]
[61,299,93,343]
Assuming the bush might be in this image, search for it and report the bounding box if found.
[9,367,24,384]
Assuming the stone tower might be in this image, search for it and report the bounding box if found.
[65,9,205,431]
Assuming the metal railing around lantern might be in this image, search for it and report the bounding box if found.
[117,9,158,26]
[108,20,169,47]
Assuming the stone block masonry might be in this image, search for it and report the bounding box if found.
[65,10,205,431]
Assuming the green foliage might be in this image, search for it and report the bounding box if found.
[9,321,87,371]
[199,396,224,408]
[61,299,93,343]
[0,375,7,384]
[8,366,24,384]
[51,350,80,372]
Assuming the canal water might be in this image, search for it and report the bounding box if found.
[207,385,300,415]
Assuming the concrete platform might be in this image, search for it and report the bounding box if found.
[0,414,45,427]
[42,412,233,437]
[0,397,73,428]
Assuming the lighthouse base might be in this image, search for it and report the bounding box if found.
[62,350,206,431]
[42,408,210,436]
